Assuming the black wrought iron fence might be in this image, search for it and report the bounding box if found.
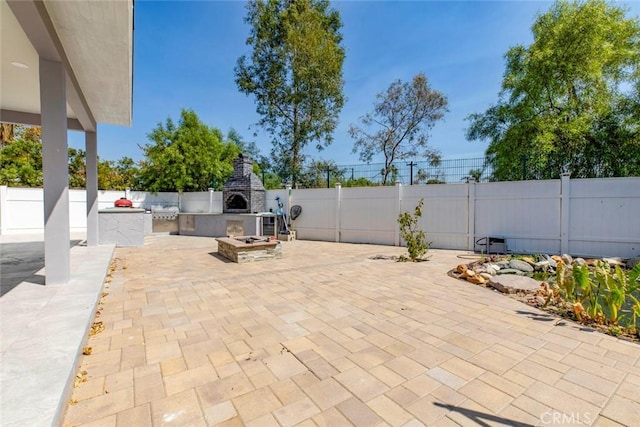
[297,158,491,188]
[291,153,639,188]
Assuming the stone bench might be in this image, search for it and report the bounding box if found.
[216,236,282,263]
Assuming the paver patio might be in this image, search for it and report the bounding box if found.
[63,235,640,426]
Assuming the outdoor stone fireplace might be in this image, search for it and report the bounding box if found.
[222,154,266,213]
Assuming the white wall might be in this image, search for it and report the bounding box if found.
[568,178,640,257]
[340,186,396,245]
[129,191,180,211]
[1,177,639,259]
[474,180,562,254]
[0,187,180,234]
[180,191,222,213]
[3,187,45,233]
[402,183,469,250]
[290,188,337,242]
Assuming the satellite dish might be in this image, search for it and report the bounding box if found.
[290,205,302,220]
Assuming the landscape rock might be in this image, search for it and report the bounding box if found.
[603,257,625,267]
[467,275,486,285]
[485,265,497,275]
[509,259,534,272]
[497,268,525,276]
[574,258,586,267]
[561,254,573,265]
[488,263,501,271]
[542,254,557,268]
[551,255,564,265]
[480,272,493,280]
[534,260,550,271]
[626,256,640,270]
[488,275,541,294]
[521,256,537,266]
[497,261,510,269]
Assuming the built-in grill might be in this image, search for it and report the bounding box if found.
[152,206,179,233]
[222,154,266,213]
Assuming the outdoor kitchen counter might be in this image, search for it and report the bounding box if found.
[98,208,145,247]
[178,212,276,238]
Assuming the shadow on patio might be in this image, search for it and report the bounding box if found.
[0,239,82,296]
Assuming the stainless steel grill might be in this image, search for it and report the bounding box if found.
[152,207,179,233]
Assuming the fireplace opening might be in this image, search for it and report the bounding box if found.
[226,194,248,211]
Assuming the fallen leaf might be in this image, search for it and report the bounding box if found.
[73,371,88,388]
[90,322,104,336]
[82,347,92,355]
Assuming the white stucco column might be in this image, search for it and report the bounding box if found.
[40,58,70,284]
[85,131,98,246]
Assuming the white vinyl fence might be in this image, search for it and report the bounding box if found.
[286,175,640,258]
[1,175,639,258]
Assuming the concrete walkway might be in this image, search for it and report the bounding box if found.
[62,236,639,426]
[0,233,115,427]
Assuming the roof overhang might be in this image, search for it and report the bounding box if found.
[1,0,133,132]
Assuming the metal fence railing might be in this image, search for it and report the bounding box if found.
[293,153,640,188]
[298,158,492,188]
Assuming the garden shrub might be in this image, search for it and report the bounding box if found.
[397,198,431,262]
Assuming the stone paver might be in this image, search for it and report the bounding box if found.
[61,236,640,426]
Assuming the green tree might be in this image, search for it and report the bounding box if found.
[227,129,263,165]
[0,125,43,187]
[298,159,345,188]
[137,109,239,192]
[461,168,484,183]
[16,125,42,144]
[342,177,377,188]
[235,0,345,186]
[98,157,139,190]
[466,0,640,180]
[68,148,86,189]
[350,73,448,185]
[0,124,139,190]
[0,137,43,187]
[415,167,446,185]
[226,128,268,175]
[262,171,284,190]
[225,129,285,189]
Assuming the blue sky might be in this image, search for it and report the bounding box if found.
[70,0,640,165]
